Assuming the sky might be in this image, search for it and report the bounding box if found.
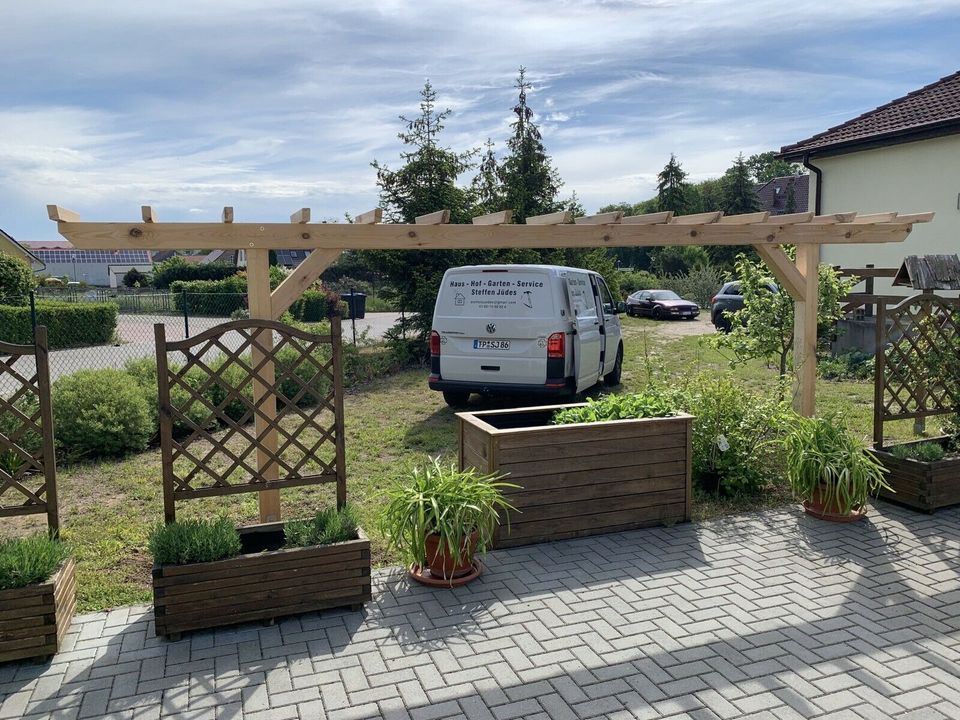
[2,0,960,240]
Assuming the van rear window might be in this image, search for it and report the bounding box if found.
[440,272,554,317]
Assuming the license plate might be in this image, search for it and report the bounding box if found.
[474,339,511,350]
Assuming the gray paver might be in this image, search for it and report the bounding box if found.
[3,503,960,720]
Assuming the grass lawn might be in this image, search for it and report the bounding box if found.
[3,315,924,612]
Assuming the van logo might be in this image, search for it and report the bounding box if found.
[486,323,496,334]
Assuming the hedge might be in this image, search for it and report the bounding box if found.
[289,289,342,322]
[0,301,118,349]
[170,277,248,316]
[152,257,238,288]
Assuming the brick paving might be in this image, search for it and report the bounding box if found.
[3,502,960,719]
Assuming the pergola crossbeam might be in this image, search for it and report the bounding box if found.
[472,210,513,225]
[415,209,450,225]
[526,210,573,225]
[576,211,623,225]
[355,208,382,225]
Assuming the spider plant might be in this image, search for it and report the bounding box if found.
[378,458,518,568]
[784,415,891,515]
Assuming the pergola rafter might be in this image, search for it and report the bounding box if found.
[47,203,933,522]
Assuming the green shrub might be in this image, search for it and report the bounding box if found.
[0,251,36,303]
[890,442,946,462]
[0,534,68,590]
[364,295,397,312]
[152,257,238,289]
[149,518,241,565]
[659,265,726,308]
[553,392,678,425]
[0,302,118,348]
[171,276,248,315]
[284,505,359,548]
[289,289,341,322]
[618,270,660,297]
[53,369,153,458]
[819,351,874,381]
[275,346,332,408]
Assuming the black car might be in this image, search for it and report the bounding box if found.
[626,290,700,320]
[710,281,778,331]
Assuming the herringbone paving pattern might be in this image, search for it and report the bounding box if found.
[3,503,959,719]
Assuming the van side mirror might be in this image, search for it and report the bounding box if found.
[616,301,626,314]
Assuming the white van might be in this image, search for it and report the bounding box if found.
[428,264,625,406]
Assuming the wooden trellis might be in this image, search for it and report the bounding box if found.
[0,327,58,534]
[874,293,960,447]
[48,203,933,521]
[156,316,346,523]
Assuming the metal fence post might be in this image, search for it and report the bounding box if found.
[29,290,37,332]
[182,288,190,338]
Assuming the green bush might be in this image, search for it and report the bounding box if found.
[149,518,241,565]
[284,505,359,548]
[553,392,678,424]
[0,302,118,348]
[890,442,946,462]
[659,265,726,308]
[171,277,247,316]
[52,369,153,458]
[275,346,332,408]
[289,289,341,322]
[819,350,874,381]
[0,534,68,590]
[617,270,661,297]
[152,257,239,289]
[0,251,36,302]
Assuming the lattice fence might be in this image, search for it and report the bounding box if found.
[874,293,960,446]
[0,327,59,532]
[156,317,345,522]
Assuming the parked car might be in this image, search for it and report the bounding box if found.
[429,264,625,407]
[710,281,778,331]
[625,290,700,320]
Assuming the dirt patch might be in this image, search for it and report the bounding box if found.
[625,314,717,338]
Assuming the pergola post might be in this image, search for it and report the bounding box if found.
[792,244,820,416]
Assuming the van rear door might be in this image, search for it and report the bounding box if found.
[563,272,602,392]
[434,268,555,386]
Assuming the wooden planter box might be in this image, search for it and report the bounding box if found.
[0,558,76,664]
[153,523,371,639]
[458,404,693,547]
[872,438,960,511]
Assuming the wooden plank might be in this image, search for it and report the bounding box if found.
[501,447,687,478]
[46,205,80,222]
[222,206,234,223]
[792,243,819,416]
[507,488,685,524]
[526,210,572,225]
[506,502,687,540]
[493,415,691,450]
[810,212,857,224]
[141,206,158,223]
[158,566,365,605]
[759,211,813,225]
[415,210,450,225]
[290,208,311,224]
[497,431,686,464]
[331,316,347,509]
[883,212,934,224]
[472,210,513,225]
[670,211,722,225]
[849,212,897,224]
[753,244,805,301]
[354,208,382,225]
[719,211,769,225]
[269,249,342,319]
[684,417,693,521]
[33,325,58,534]
[499,460,686,492]
[621,211,673,225]
[575,211,623,225]
[506,478,686,508]
[155,549,365,588]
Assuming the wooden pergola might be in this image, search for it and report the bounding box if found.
[47,204,933,521]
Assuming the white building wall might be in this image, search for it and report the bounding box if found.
[814,134,960,294]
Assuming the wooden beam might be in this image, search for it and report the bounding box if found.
[526,210,573,225]
[885,212,934,224]
[472,210,513,225]
[222,207,234,223]
[415,209,450,225]
[719,211,769,225]
[849,212,897,224]
[290,208,311,224]
[246,248,281,523]
[354,208,382,225]
[141,206,158,223]
[270,249,342,319]
[575,211,623,225]
[810,212,857,224]
[792,244,819,417]
[46,205,80,223]
[753,244,805,301]
[670,211,722,225]
[621,211,673,225]
[759,212,814,225]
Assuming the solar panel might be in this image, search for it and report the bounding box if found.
[32,249,151,264]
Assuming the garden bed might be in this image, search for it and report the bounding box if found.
[0,559,76,664]
[458,404,692,547]
[872,438,960,511]
[152,522,371,639]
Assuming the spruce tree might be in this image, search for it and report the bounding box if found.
[721,153,762,215]
[470,139,504,216]
[656,154,689,215]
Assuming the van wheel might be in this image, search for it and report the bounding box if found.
[442,391,470,408]
[604,345,623,386]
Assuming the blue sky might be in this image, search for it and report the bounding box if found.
[2,1,960,240]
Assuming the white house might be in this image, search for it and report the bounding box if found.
[780,70,960,295]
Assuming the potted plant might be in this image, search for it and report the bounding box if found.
[785,415,891,522]
[379,458,517,587]
[0,533,75,663]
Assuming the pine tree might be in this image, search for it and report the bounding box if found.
[656,154,689,215]
[470,139,503,215]
[721,153,761,216]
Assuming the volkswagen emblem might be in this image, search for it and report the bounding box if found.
[486,323,496,334]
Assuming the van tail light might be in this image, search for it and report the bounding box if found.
[547,332,565,359]
[430,330,441,356]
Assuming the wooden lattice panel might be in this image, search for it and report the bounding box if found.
[0,327,58,532]
[156,317,345,521]
[874,293,960,445]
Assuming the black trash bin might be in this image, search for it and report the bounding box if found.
[343,291,366,320]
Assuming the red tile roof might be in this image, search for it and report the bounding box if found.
[780,70,960,158]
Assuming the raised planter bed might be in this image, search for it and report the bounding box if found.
[0,559,76,663]
[153,523,371,639]
[871,438,960,511]
[458,404,692,547]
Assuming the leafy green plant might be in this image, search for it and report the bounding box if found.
[0,301,118,348]
[0,534,69,590]
[284,505,359,548]
[378,458,517,568]
[890,442,946,462]
[784,415,890,514]
[149,518,241,565]
[818,351,875,381]
[0,251,36,303]
[552,392,677,425]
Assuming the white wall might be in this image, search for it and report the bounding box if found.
[813,133,960,294]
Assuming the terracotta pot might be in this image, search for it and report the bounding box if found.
[424,531,478,579]
[803,485,866,523]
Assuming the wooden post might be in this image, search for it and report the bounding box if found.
[793,244,820,416]
[33,326,59,535]
[246,248,281,522]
